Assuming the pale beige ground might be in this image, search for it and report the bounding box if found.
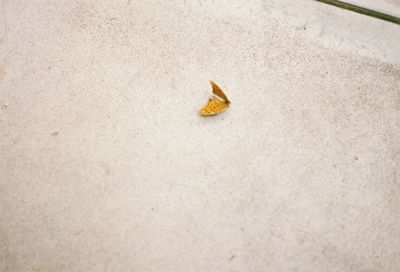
[1,1,400,272]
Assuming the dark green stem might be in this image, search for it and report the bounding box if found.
[315,0,400,25]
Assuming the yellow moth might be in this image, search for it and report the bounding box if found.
[199,81,230,117]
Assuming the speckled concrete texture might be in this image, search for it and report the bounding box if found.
[1,1,399,271]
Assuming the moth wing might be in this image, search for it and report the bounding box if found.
[210,81,230,103]
[200,98,229,116]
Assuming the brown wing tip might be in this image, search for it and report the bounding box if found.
[210,80,230,104]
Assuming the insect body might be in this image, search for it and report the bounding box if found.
[199,81,230,117]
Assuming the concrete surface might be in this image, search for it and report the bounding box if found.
[1,0,400,271]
